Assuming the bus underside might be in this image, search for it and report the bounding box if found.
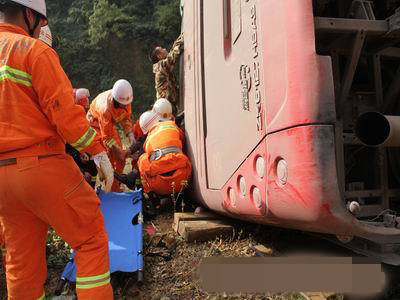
[313,0,400,263]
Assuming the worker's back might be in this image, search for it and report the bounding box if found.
[88,90,111,119]
[0,24,66,158]
[0,23,92,159]
[88,89,132,124]
[144,120,183,153]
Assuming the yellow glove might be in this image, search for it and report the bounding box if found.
[93,152,114,193]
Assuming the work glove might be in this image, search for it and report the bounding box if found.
[128,132,136,144]
[93,152,114,193]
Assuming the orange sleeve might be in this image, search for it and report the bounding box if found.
[98,110,117,149]
[121,105,133,134]
[31,48,104,155]
[133,119,144,140]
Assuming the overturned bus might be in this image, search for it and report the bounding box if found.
[180,0,400,265]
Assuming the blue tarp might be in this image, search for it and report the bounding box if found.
[61,189,144,282]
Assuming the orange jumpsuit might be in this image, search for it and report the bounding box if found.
[133,119,144,141]
[138,120,192,195]
[88,91,133,192]
[0,24,113,299]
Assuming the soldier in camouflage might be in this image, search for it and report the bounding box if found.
[150,33,184,115]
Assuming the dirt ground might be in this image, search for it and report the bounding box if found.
[0,204,347,300]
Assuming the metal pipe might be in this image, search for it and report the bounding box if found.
[355,112,400,147]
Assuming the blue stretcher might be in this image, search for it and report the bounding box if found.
[56,189,144,293]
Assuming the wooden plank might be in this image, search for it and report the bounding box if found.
[173,212,221,232]
[177,220,234,242]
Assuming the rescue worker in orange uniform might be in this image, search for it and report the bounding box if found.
[74,87,90,110]
[0,0,114,299]
[137,109,192,196]
[133,119,144,141]
[87,79,135,192]
[115,98,176,190]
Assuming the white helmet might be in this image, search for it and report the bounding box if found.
[8,0,47,18]
[139,110,160,134]
[75,88,90,100]
[112,79,133,105]
[38,25,52,47]
[153,98,173,121]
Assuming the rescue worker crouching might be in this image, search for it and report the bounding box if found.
[138,108,192,196]
[0,0,114,298]
[137,111,191,197]
[129,97,174,179]
[115,98,178,191]
[87,79,136,192]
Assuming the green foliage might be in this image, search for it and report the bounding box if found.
[154,0,182,45]
[89,0,134,45]
[47,0,181,119]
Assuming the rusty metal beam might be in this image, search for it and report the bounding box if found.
[372,55,383,108]
[337,30,366,117]
[314,17,389,35]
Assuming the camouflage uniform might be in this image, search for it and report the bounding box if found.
[153,33,184,114]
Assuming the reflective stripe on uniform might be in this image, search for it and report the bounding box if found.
[76,271,110,289]
[105,138,116,148]
[145,125,180,153]
[0,65,32,87]
[36,292,45,300]
[71,127,97,152]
